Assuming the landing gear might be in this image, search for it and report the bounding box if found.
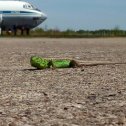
[0,27,2,35]
[12,26,30,36]
[0,14,3,35]
[21,27,30,35]
[21,28,24,35]
[0,26,30,36]
[6,29,12,35]
[0,26,3,36]
[13,28,17,36]
[13,26,17,36]
[26,28,30,35]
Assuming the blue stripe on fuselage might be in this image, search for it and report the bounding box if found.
[2,11,11,13]
[0,11,33,14]
[20,11,33,13]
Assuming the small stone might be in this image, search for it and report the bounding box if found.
[9,122,16,126]
[117,113,125,125]
[64,107,68,111]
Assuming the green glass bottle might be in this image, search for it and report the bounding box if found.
[51,59,71,68]
[30,56,50,69]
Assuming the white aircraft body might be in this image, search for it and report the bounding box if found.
[0,0,47,35]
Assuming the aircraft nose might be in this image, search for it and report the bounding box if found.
[41,12,47,20]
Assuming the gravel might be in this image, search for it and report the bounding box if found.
[0,38,126,126]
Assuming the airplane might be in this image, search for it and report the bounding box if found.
[0,0,47,35]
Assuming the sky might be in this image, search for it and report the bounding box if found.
[26,0,126,30]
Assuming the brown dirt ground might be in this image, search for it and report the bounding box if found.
[0,38,126,126]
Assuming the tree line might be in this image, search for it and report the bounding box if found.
[31,27,126,38]
[1,27,126,37]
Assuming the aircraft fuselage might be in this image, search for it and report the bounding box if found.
[0,1,47,35]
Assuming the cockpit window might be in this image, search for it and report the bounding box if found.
[23,4,27,9]
[23,4,33,9]
[31,4,41,11]
[23,4,41,11]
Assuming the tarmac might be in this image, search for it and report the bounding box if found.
[0,38,126,125]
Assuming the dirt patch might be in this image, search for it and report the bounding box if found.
[0,38,126,126]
